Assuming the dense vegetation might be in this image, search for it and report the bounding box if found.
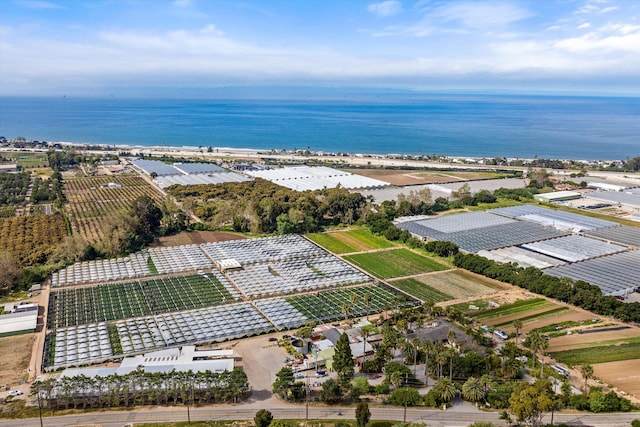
[168,179,368,233]
[0,172,30,206]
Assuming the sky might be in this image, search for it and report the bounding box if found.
[1,0,639,96]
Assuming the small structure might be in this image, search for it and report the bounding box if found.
[216,259,242,272]
[534,191,582,203]
[99,182,122,189]
[0,163,18,173]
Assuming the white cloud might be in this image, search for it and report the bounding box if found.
[368,1,403,17]
[578,22,591,29]
[14,0,61,9]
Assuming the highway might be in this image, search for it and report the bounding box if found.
[0,405,637,427]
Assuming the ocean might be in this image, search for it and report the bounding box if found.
[1,94,639,160]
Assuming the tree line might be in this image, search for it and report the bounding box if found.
[31,367,250,410]
[453,253,640,323]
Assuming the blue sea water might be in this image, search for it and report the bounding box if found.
[0,94,639,160]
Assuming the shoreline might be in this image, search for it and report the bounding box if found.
[3,140,629,165]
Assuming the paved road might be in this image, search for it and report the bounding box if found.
[0,405,636,427]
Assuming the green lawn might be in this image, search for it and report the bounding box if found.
[390,278,452,303]
[306,233,358,254]
[307,228,395,254]
[550,340,640,366]
[344,248,448,279]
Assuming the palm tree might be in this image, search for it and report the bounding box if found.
[433,342,447,380]
[513,319,523,345]
[581,364,594,395]
[363,292,372,320]
[462,377,485,405]
[422,339,435,386]
[479,374,494,398]
[342,303,352,321]
[433,377,456,403]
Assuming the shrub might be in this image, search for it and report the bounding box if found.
[254,409,273,427]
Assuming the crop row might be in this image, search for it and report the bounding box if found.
[550,341,640,365]
[472,297,549,319]
[48,274,236,329]
[389,278,452,303]
[492,307,569,327]
[344,248,448,279]
[286,283,420,322]
[0,214,67,267]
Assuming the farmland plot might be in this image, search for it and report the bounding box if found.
[344,248,448,279]
[307,228,395,254]
[389,278,452,303]
[63,175,163,243]
[410,270,497,300]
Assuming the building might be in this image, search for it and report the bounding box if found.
[58,345,236,379]
[533,191,582,203]
[0,304,38,335]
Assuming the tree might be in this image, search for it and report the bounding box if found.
[462,377,485,405]
[355,402,371,427]
[389,387,421,406]
[513,319,523,345]
[0,252,20,295]
[509,379,554,427]
[130,195,162,246]
[581,364,594,395]
[351,377,370,400]
[319,379,342,403]
[272,367,295,400]
[254,409,273,427]
[433,377,456,403]
[333,333,355,384]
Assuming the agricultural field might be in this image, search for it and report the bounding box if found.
[347,168,506,186]
[63,174,163,242]
[0,334,33,386]
[47,273,236,329]
[549,337,640,365]
[0,214,67,266]
[152,230,245,247]
[344,248,448,279]
[388,278,452,303]
[593,360,640,397]
[285,283,419,322]
[0,171,30,207]
[390,270,499,303]
[16,152,49,169]
[307,228,395,254]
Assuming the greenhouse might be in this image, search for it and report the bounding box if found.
[521,235,627,263]
[227,255,372,298]
[585,225,640,248]
[201,234,326,266]
[490,205,617,231]
[148,244,214,273]
[478,247,567,270]
[253,298,310,330]
[49,323,113,369]
[546,250,640,297]
[51,252,153,287]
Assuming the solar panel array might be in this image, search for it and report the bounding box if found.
[545,251,640,296]
[521,235,626,263]
[585,225,640,248]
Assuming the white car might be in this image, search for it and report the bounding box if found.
[7,390,23,397]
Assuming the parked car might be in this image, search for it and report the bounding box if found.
[268,337,278,342]
[315,370,327,377]
[295,374,305,379]
[7,390,23,397]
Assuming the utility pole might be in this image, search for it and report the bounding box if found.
[36,382,44,427]
[305,373,310,425]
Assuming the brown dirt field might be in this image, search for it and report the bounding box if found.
[326,230,381,252]
[593,360,640,398]
[347,169,499,186]
[0,334,33,387]
[483,304,564,327]
[152,231,246,247]
[519,310,594,333]
[548,326,640,352]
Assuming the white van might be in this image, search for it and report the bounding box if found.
[552,365,570,377]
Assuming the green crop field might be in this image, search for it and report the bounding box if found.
[344,248,448,279]
[550,340,640,365]
[390,278,452,303]
[473,298,549,320]
[493,307,569,327]
[307,228,395,254]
